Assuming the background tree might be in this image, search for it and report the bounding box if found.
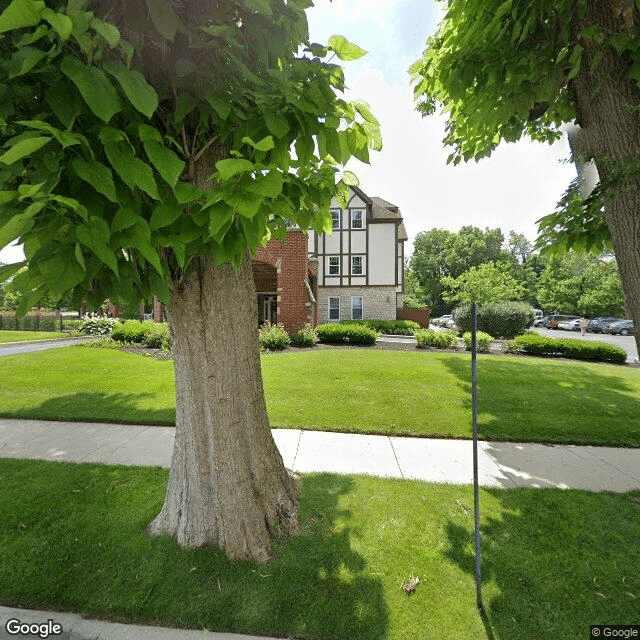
[411,0,640,353]
[0,0,380,562]
[409,226,510,315]
[441,260,525,305]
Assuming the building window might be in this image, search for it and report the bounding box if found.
[352,256,363,275]
[328,256,340,275]
[331,208,341,230]
[329,297,340,321]
[351,296,363,320]
[351,209,364,229]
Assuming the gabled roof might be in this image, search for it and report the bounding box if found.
[370,197,408,242]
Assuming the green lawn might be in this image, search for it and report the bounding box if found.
[0,459,638,640]
[0,346,639,446]
[0,330,66,343]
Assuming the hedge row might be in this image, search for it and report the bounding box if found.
[315,323,378,344]
[415,328,458,349]
[111,320,171,350]
[509,333,627,364]
[340,319,420,335]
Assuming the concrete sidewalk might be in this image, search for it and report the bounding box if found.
[2,418,639,492]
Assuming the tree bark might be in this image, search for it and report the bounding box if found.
[571,0,640,355]
[149,256,299,562]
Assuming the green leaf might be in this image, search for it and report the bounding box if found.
[90,16,120,47]
[9,45,47,77]
[215,158,254,181]
[143,140,185,187]
[0,192,18,205]
[200,25,236,38]
[247,171,283,197]
[242,135,274,152]
[265,111,290,138]
[61,55,121,123]
[49,195,87,219]
[103,60,158,118]
[328,35,367,61]
[104,143,159,200]
[150,202,182,230]
[341,171,359,186]
[204,93,232,121]
[45,83,83,129]
[0,260,26,284]
[76,217,118,275]
[74,242,86,271]
[18,182,45,199]
[0,136,51,165]
[206,202,234,239]
[72,159,119,203]
[41,7,72,40]
[0,0,43,34]
[0,203,42,249]
[175,92,199,122]
[224,190,262,218]
[174,182,204,204]
[144,0,179,41]
[137,124,162,143]
[130,221,163,274]
[111,203,139,232]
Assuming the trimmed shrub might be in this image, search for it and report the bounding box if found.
[316,323,378,345]
[340,319,420,335]
[79,316,119,336]
[415,328,458,349]
[111,320,147,343]
[508,332,627,364]
[462,331,493,352]
[289,324,319,347]
[259,322,290,351]
[142,323,171,350]
[454,302,534,338]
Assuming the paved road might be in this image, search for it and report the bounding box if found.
[530,326,638,363]
[0,336,93,357]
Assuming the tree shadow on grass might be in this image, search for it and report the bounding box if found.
[0,463,388,640]
[6,391,175,426]
[439,355,640,446]
[444,488,640,640]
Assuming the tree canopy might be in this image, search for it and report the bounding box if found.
[0,0,380,313]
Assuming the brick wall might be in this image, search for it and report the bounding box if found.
[255,230,313,333]
[397,307,430,328]
[317,286,397,323]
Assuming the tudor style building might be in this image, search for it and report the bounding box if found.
[251,186,407,332]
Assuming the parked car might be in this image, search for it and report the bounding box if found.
[557,319,581,331]
[432,314,453,327]
[603,319,635,336]
[548,314,580,329]
[587,316,622,333]
[533,316,550,327]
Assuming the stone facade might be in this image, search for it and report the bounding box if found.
[317,286,399,324]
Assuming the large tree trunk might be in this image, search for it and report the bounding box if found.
[149,256,299,563]
[571,0,640,356]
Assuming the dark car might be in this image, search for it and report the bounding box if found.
[604,319,635,336]
[548,314,580,329]
[587,316,622,333]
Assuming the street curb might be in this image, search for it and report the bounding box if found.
[0,335,90,348]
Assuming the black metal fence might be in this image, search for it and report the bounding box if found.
[0,313,81,332]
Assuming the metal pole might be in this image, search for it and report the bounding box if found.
[471,301,483,609]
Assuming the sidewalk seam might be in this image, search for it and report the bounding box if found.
[387,437,405,480]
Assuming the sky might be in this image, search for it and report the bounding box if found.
[0,0,577,264]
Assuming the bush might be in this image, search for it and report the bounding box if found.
[415,328,458,349]
[111,319,148,343]
[462,331,494,352]
[79,316,119,336]
[508,333,627,364]
[454,301,534,338]
[259,322,290,351]
[289,324,319,347]
[340,319,420,335]
[142,323,171,350]
[316,323,378,345]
